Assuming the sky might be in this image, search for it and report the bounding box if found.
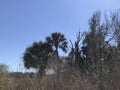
[0,0,120,72]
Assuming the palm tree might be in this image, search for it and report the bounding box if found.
[46,32,68,58]
[23,41,53,76]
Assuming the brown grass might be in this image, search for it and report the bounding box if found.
[0,69,120,90]
[0,63,120,90]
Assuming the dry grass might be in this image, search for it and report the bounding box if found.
[0,62,120,90]
[0,72,13,90]
[0,69,120,90]
[6,72,92,90]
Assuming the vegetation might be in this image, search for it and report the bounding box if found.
[46,32,68,58]
[23,41,53,76]
[1,10,120,90]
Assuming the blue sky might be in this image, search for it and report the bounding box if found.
[0,0,120,72]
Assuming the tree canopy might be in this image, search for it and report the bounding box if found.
[23,41,53,76]
[23,10,120,79]
[46,32,68,58]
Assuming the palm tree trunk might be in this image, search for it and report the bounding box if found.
[55,47,59,59]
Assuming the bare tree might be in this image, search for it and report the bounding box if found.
[68,31,85,71]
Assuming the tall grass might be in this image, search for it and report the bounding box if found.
[0,63,120,90]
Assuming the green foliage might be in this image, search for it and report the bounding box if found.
[23,32,68,76]
[46,32,68,58]
[23,41,53,76]
[22,11,120,88]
